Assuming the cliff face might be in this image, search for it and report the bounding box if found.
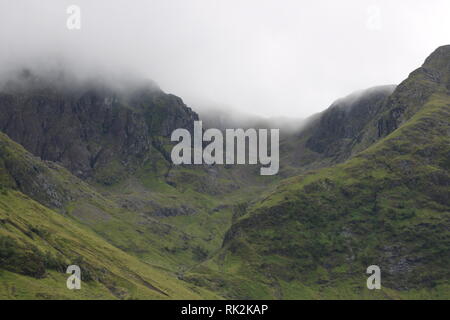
[297,46,450,165]
[305,85,395,160]
[277,85,396,176]
[0,71,198,181]
[376,45,450,138]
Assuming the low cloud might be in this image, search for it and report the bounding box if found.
[0,0,449,118]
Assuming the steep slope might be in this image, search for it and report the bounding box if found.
[354,45,450,153]
[0,70,198,183]
[0,132,218,299]
[0,128,213,273]
[1,46,448,300]
[0,70,237,272]
[185,46,450,299]
[279,85,396,177]
[304,85,396,159]
[0,69,272,285]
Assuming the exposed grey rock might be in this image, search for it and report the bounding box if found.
[0,70,198,182]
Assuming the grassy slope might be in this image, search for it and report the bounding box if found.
[0,117,277,299]
[1,47,448,300]
[84,134,282,271]
[184,91,450,299]
[0,190,221,299]
[0,134,219,300]
[0,121,274,299]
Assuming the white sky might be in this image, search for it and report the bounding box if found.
[0,0,449,118]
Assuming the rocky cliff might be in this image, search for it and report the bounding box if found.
[305,85,396,160]
[0,70,198,183]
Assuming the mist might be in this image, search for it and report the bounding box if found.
[0,0,449,119]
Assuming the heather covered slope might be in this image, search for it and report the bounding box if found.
[184,46,450,299]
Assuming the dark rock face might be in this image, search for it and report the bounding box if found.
[302,46,450,164]
[377,45,450,138]
[152,205,197,217]
[305,85,395,159]
[0,131,92,209]
[0,72,198,180]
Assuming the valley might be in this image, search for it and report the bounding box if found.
[0,45,449,299]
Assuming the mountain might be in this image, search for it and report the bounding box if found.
[0,46,449,299]
[0,132,217,299]
[0,69,271,299]
[304,85,396,159]
[0,70,198,183]
[278,85,396,177]
[184,45,450,299]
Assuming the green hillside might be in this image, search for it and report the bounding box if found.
[0,46,449,300]
[0,132,219,299]
[184,46,450,299]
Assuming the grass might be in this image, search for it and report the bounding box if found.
[1,48,449,299]
[184,90,450,299]
[0,189,221,299]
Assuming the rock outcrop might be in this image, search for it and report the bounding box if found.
[305,85,395,160]
[0,70,198,181]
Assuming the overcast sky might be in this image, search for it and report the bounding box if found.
[0,0,449,118]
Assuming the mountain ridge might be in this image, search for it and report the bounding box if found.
[0,69,198,184]
[182,45,450,299]
[0,46,449,299]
